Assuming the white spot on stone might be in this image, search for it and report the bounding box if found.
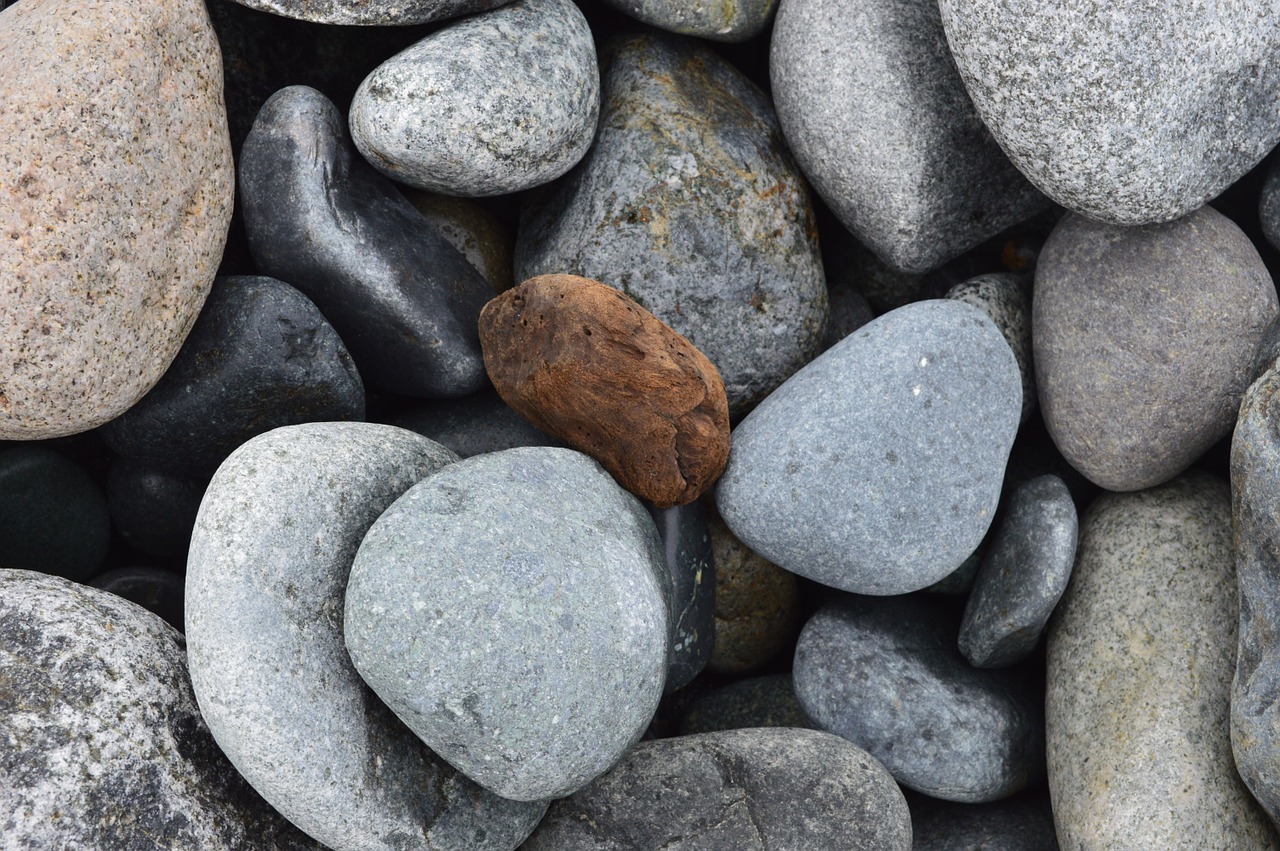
[912,385,922,396]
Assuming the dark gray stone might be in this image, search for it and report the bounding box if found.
[388,388,560,458]
[1262,157,1280,253]
[222,0,505,26]
[105,460,207,559]
[715,299,1021,595]
[679,674,815,735]
[240,86,493,398]
[648,498,715,693]
[89,567,186,632]
[911,793,1059,851]
[0,446,110,582]
[102,276,364,476]
[922,546,982,595]
[1034,206,1277,491]
[946,273,1035,424]
[596,0,776,42]
[516,32,828,415]
[939,0,1280,225]
[1249,314,1280,388]
[351,0,598,196]
[770,0,1047,274]
[959,474,1077,668]
[823,268,876,352]
[187,423,544,851]
[521,728,912,850]
[0,570,323,850]
[345,446,671,801]
[794,595,1045,803]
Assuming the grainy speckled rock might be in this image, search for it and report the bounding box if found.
[521,728,912,850]
[597,0,777,42]
[770,0,1047,274]
[938,0,1280,225]
[345,447,671,802]
[187,423,544,851]
[1048,473,1278,849]
[679,674,814,735]
[223,0,505,25]
[911,793,1060,851]
[946,273,1035,424]
[795,595,1044,802]
[0,446,110,582]
[1034,206,1276,492]
[517,33,827,415]
[0,570,322,850]
[649,498,715,692]
[716,299,1020,595]
[0,0,233,439]
[352,0,597,196]
[390,388,559,458]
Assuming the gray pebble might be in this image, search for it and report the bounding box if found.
[911,793,1059,851]
[946,272,1035,424]
[595,0,777,42]
[716,299,1021,595]
[679,674,815,735]
[389,388,560,458]
[222,0,505,25]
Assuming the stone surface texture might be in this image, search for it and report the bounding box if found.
[223,0,506,25]
[0,446,111,582]
[679,674,815,735]
[597,0,777,42]
[106,461,207,558]
[648,498,716,692]
[911,793,1060,851]
[946,273,1035,424]
[0,0,233,439]
[390,388,559,458]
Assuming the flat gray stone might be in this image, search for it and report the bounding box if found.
[959,474,1077,668]
[223,0,506,25]
[938,0,1280,224]
[596,0,776,42]
[351,0,598,196]
[795,595,1044,803]
[186,423,544,851]
[946,273,1035,424]
[911,793,1059,851]
[1034,206,1277,491]
[521,728,912,850]
[770,0,1047,274]
[715,299,1021,595]
[0,570,322,850]
[1047,473,1278,848]
[344,446,671,802]
[516,32,828,415]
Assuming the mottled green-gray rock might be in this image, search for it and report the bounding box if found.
[596,0,777,42]
[1047,473,1278,849]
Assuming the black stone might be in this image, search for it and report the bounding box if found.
[89,567,186,632]
[0,446,110,582]
[647,497,716,693]
[910,791,1060,850]
[105,460,208,559]
[388,388,559,458]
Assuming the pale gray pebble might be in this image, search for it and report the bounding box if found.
[344,446,671,802]
[716,299,1021,596]
[0,569,323,850]
[795,595,1045,803]
[186,423,544,851]
[389,387,560,458]
[770,0,1047,274]
[1048,473,1279,848]
[910,793,1059,850]
[521,728,912,850]
[679,674,815,735]
[595,0,777,42]
[959,474,1077,668]
[1034,206,1277,491]
[351,0,598,196]
[223,0,505,25]
[946,272,1035,424]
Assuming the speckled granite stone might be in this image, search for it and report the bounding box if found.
[1034,206,1276,492]
[649,498,715,692]
[0,0,233,439]
[0,446,110,582]
[1048,473,1278,849]
[938,0,1280,224]
[946,273,1035,424]
[345,446,671,801]
[223,0,505,25]
[517,33,828,415]
[911,793,1060,851]
[716,299,1020,595]
[187,423,544,851]
[521,728,912,850]
[0,570,322,850]
[770,0,1047,274]
[390,388,559,458]
[352,0,597,196]
[596,0,777,42]
[679,674,815,735]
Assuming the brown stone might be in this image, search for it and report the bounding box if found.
[479,274,730,507]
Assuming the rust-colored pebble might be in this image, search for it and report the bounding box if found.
[479,274,730,507]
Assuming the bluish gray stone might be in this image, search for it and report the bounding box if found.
[186,423,544,851]
[240,86,493,398]
[344,446,671,802]
[0,446,110,583]
[89,566,186,632]
[679,674,815,735]
[0,570,322,850]
[596,0,777,42]
[770,0,1048,274]
[794,595,1044,803]
[351,0,597,197]
[959,474,1077,668]
[911,793,1059,851]
[946,273,1034,424]
[716,299,1021,596]
[521,728,912,851]
[105,460,207,559]
[389,388,559,458]
[648,498,715,693]
[1034,206,1277,492]
[938,0,1280,225]
[516,32,828,415]
[222,0,505,26]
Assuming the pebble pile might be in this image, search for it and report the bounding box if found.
[3,0,1280,847]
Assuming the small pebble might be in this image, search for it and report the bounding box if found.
[945,272,1035,424]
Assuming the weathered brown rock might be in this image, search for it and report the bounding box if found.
[0,0,234,440]
[479,274,730,507]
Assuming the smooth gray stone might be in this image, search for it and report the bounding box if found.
[517,32,828,415]
[946,273,1034,424]
[795,595,1045,802]
[596,0,776,42]
[345,446,671,802]
[1048,473,1278,849]
[938,0,1280,225]
[679,674,815,735]
[351,0,598,196]
[648,498,715,693]
[770,0,1047,274]
[521,728,912,851]
[240,86,493,398]
[101,276,364,476]
[105,460,207,559]
[716,299,1021,595]
[222,0,505,25]
[0,570,322,851]
[0,446,110,583]
[389,388,560,458]
[959,474,1077,668]
[1034,206,1277,492]
[186,423,544,851]
[910,793,1059,851]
